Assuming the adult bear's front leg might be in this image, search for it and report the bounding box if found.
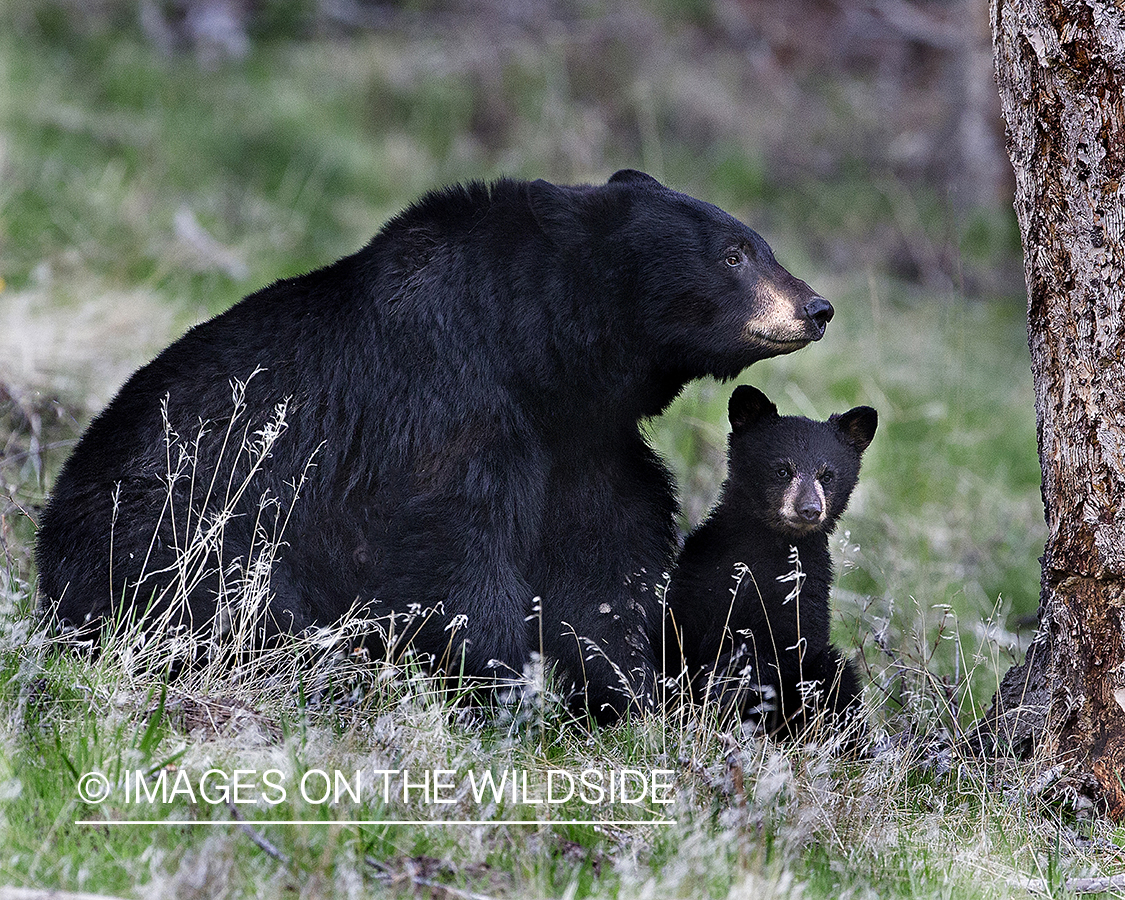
[534,436,678,724]
[352,467,544,691]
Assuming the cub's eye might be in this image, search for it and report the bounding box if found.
[776,466,791,480]
[820,470,835,485]
[725,250,743,268]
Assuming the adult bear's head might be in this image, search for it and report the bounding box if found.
[529,169,832,384]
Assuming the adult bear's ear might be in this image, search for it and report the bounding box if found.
[607,169,663,188]
[527,179,583,245]
[831,406,878,454]
[728,385,777,434]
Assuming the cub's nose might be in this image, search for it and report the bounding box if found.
[797,500,824,523]
[803,296,834,339]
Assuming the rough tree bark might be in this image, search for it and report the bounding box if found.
[982,0,1125,817]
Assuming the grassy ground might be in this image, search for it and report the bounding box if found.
[3,5,1122,899]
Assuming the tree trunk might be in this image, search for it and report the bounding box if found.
[982,0,1125,817]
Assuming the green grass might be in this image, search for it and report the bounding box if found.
[3,6,1122,899]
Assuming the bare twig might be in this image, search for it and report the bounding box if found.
[226,803,294,868]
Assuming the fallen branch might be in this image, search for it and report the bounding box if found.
[1014,871,1125,895]
[364,853,500,900]
[226,803,293,868]
[225,804,498,900]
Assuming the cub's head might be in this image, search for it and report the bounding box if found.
[725,385,877,537]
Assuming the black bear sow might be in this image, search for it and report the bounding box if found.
[36,170,834,723]
[664,385,875,737]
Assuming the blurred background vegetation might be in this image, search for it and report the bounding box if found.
[1,0,1036,713]
[0,5,1085,898]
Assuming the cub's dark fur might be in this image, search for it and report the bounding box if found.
[664,385,876,736]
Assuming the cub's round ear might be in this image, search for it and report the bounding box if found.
[607,169,663,188]
[728,385,778,434]
[830,406,878,453]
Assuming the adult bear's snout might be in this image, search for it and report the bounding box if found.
[803,296,834,339]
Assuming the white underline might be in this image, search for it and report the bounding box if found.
[75,818,677,827]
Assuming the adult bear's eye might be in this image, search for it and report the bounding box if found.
[725,250,743,268]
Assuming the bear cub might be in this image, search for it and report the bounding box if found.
[663,385,876,738]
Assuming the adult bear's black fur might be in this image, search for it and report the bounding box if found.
[663,385,875,736]
[36,170,833,723]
